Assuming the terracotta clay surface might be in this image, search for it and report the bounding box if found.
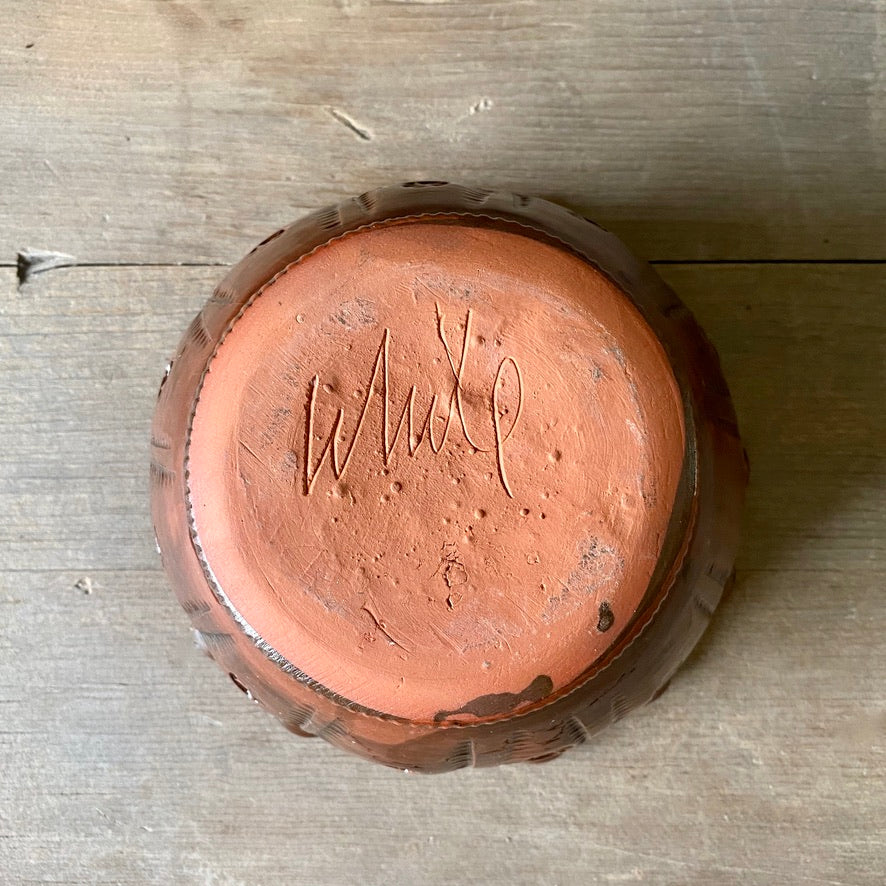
[187,219,685,722]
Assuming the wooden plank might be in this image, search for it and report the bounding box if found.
[3,1,885,265]
[1,263,883,884]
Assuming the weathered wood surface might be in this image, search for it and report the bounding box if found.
[3,1,886,264]
[1,263,883,885]
[2,1,885,883]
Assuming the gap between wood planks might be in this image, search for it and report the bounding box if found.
[4,253,886,288]
[7,251,229,287]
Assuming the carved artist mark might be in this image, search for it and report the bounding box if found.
[303,305,524,497]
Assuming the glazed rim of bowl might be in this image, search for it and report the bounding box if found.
[181,186,700,728]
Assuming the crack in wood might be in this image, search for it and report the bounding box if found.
[16,249,76,286]
[11,254,230,287]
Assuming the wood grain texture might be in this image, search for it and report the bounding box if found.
[1,263,883,885]
[3,0,885,264]
[2,1,885,881]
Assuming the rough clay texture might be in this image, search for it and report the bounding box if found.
[187,221,685,721]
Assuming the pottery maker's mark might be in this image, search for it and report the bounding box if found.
[303,305,524,497]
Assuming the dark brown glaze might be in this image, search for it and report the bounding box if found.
[150,182,747,771]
